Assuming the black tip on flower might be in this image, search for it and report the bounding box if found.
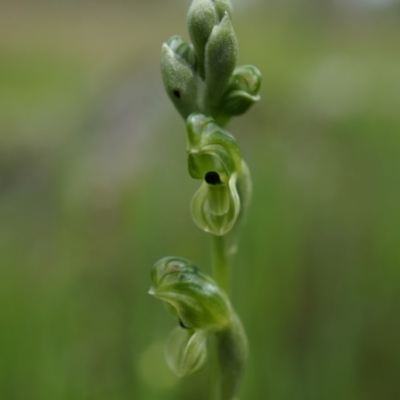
[205,171,222,185]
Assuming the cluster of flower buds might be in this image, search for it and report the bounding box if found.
[149,257,234,376]
[161,0,261,126]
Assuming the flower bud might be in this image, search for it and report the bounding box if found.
[166,35,197,70]
[161,40,204,119]
[149,257,231,331]
[221,65,262,116]
[187,0,218,75]
[165,326,207,377]
[214,0,233,20]
[205,13,238,107]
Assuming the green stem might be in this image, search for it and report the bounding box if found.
[214,313,248,400]
[211,235,247,399]
[211,234,231,294]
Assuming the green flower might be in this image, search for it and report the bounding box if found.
[149,257,231,331]
[186,113,250,236]
[221,65,262,116]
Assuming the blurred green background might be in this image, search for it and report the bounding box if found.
[1,1,399,399]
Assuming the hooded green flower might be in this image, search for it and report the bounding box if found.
[149,256,232,331]
[186,113,251,236]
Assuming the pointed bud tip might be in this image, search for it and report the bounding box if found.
[161,42,170,52]
[205,9,238,103]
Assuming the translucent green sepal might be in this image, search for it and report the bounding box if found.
[149,257,231,331]
[161,41,205,119]
[205,13,238,108]
[220,65,262,116]
[191,173,240,236]
[187,144,232,182]
[165,326,208,377]
[186,113,241,176]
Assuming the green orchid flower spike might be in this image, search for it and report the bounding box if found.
[152,0,262,398]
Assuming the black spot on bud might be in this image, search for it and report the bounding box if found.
[173,89,181,98]
[205,171,222,185]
